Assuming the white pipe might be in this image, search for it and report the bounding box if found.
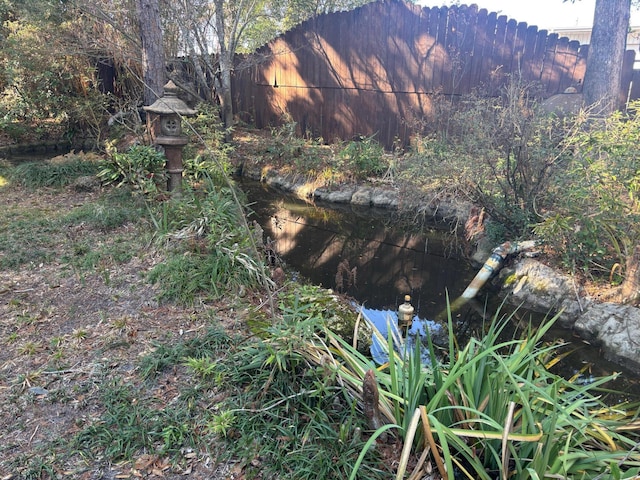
[461,240,537,299]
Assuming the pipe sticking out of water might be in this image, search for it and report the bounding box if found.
[461,240,538,300]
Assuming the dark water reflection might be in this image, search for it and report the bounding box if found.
[241,180,639,399]
[243,180,476,317]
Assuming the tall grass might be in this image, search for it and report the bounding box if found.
[217,297,387,480]
[148,183,272,303]
[11,153,102,188]
[298,299,640,479]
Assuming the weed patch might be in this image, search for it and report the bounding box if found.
[11,153,102,189]
[74,379,199,460]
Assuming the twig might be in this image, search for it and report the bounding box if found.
[226,389,322,414]
[28,425,39,446]
[572,275,584,313]
[42,363,83,375]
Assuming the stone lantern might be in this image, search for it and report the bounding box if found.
[143,80,197,191]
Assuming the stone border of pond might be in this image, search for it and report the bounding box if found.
[0,141,72,158]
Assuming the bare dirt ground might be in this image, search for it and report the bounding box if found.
[0,185,248,479]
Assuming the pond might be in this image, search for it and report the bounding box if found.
[241,179,640,400]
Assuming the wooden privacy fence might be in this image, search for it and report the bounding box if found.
[232,0,636,149]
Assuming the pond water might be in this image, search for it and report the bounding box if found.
[241,179,640,399]
[244,182,476,317]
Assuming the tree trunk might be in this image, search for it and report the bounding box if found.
[218,51,234,135]
[582,0,630,114]
[214,0,233,142]
[620,244,640,304]
[136,0,165,106]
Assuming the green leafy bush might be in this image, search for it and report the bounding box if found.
[338,135,388,179]
[534,105,640,280]
[98,145,166,194]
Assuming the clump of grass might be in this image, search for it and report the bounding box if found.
[7,451,59,480]
[148,186,272,304]
[139,325,233,379]
[73,379,199,460]
[0,208,65,268]
[215,299,387,480]
[11,153,102,189]
[62,189,147,230]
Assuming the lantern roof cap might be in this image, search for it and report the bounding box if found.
[143,81,197,116]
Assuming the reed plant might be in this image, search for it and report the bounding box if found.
[310,300,640,479]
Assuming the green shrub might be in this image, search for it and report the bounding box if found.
[267,119,306,161]
[403,77,573,240]
[534,105,640,279]
[183,102,234,183]
[98,145,166,194]
[338,135,388,179]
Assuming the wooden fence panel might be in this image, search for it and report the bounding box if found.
[504,19,517,76]
[479,11,497,89]
[426,6,440,91]
[468,7,485,90]
[231,0,637,149]
[459,6,475,93]
[511,22,528,74]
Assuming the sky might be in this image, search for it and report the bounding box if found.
[419,1,640,30]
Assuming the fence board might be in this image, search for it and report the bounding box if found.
[442,6,458,92]
[540,33,559,91]
[630,70,640,102]
[511,22,528,75]
[521,25,538,80]
[553,37,570,93]
[426,6,440,90]
[479,11,497,89]
[622,49,637,105]
[468,7,487,89]
[504,18,517,74]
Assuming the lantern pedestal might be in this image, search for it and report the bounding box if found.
[156,135,188,192]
